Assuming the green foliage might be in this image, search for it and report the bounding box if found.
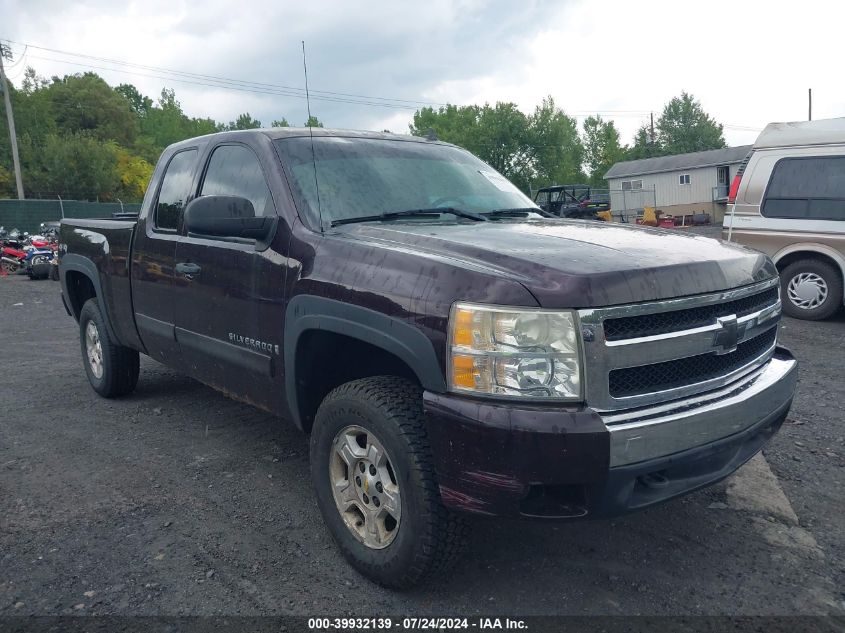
[226,112,262,130]
[625,92,726,161]
[47,72,139,146]
[625,125,658,160]
[24,132,121,200]
[114,83,153,118]
[582,115,624,186]
[0,71,240,200]
[0,66,728,203]
[410,97,584,193]
[528,97,583,190]
[656,91,725,154]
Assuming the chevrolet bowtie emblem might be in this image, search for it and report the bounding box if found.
[713,315,739,355]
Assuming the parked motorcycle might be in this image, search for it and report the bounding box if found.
[1,231,57,278]
[1,229,26,273]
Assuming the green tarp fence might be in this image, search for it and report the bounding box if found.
[0,199,142,233]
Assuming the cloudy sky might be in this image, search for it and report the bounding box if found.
[2,0,841,148]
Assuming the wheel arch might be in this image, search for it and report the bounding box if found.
[284,296,446,432]
[773,244,845,306]
[60,254,121,343]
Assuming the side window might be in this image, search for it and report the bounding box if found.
[155,149,198,231]
[763,156,845,221]
[200,145,274,217]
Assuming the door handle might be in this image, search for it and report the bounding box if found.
[175,262,202,279]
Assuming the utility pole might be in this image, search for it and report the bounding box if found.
[0,44,24,199]
[808,88,812,121]
[649,112,655,156]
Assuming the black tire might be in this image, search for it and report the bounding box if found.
[780,259,843,321]
[49,263,60,281]
[310,376,466,589]
[79,298,140,397]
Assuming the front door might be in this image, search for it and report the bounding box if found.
[173,142,282,412]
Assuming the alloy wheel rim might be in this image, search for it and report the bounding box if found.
[787,272,828,310]
[85,321,104,379]
[330,425,401,549]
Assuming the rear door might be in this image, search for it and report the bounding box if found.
[131,147,199,367]
[173,141,282,411]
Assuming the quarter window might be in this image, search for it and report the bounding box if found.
[155,149,198,231]
[763,157,845,221]
[200,145,274,217]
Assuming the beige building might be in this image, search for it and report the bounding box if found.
[605,145,752,222]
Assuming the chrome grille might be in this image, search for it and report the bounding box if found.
[603,287,779,340]
[608,328,777,398]
[578,277,781,412]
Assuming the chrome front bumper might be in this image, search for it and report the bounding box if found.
[601,348,798,467]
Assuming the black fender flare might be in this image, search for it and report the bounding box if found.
[284,295,446,430]
[60,253,121,345]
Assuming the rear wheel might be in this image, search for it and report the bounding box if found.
[79,298,140,397]
[310,376,466,589]
[780,259,842,320]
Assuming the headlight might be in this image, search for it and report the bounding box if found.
[448,302,583,400]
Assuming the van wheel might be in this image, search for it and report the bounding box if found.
[310,376,466,589]
[780,259,842,320]
[79,298,140,397]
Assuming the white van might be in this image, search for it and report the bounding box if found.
[724,118,845,320]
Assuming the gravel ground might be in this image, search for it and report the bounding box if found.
[0,272,843,617]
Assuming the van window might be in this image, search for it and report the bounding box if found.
[762,157,845,221]
[155,149,198,231]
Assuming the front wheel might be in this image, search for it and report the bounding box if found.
[780,259,843,320]
[79,298,140,397]
[310,377,466,589]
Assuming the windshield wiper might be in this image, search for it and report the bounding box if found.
[482,207,554,219]
[331,207,488,227]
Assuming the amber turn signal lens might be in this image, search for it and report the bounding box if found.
[451,354,477,389]
[452,307,474,347]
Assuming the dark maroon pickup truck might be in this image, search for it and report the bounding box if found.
[60,128,798,588]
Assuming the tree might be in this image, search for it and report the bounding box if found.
[582,115,624,187]
[625,124,659,160]
[304,115,323,128]
[46,72,139,146]
[410,102,532,190]
[114,147,153,200]
[410,98,585,193]
[656,92,725,155]
[227,112,262,130]
[114,83,153,118]
[271,117,290,127]
[528,97,584,190]
[27,133,121,200]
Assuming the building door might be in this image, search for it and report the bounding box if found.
[717,165,730,198]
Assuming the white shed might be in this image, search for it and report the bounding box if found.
[604,145,752,222]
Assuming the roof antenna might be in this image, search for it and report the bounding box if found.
[302,40,323,232]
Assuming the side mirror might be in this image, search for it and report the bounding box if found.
[183,195,273,241]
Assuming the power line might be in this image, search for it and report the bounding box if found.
[23,53,426,111]
[3,38,768,133]
[4,39,446,109]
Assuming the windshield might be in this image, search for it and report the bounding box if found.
[275,137,539,228]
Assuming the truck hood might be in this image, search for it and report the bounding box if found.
[337,219,776,308]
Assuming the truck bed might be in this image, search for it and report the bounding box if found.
[60,217,140,350]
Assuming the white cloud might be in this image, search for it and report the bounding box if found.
[3,0,842,148]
